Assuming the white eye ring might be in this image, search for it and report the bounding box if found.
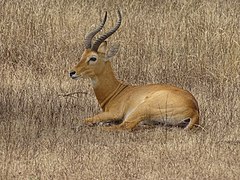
[88,57,97,64]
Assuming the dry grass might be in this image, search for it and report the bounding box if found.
[0,0,240,179]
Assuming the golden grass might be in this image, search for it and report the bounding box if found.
[0,0,240,179]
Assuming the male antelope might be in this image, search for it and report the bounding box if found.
[70,10,199,130]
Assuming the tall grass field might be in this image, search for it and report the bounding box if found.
[0,0,239,179]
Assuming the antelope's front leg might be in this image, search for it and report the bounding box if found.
[83,112,120,126]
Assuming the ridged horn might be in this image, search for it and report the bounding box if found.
[91,10,122,52]
[84,12,107,49]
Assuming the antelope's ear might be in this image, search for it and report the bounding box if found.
[97,41,107,54]
[106,43,120,60]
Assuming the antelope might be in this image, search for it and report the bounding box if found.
[70,10,199,131]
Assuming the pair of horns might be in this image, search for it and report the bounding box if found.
[84,10,122,52]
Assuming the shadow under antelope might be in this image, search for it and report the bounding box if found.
[70,10,200,131]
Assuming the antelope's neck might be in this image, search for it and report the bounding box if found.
[91,62,127,110]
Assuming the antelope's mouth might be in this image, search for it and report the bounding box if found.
[70,75,79,80]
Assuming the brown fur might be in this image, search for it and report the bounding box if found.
[70,41,199,131]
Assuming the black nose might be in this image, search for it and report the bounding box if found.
[69,71,76,77]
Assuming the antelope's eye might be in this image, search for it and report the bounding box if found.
[89,57,97,62]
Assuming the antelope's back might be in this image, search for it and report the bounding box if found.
[119,84,199,112]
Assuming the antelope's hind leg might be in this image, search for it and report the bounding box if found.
[183,111,199,130]
[103,108,146,131]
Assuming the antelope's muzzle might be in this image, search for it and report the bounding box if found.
[69,71,79,79]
